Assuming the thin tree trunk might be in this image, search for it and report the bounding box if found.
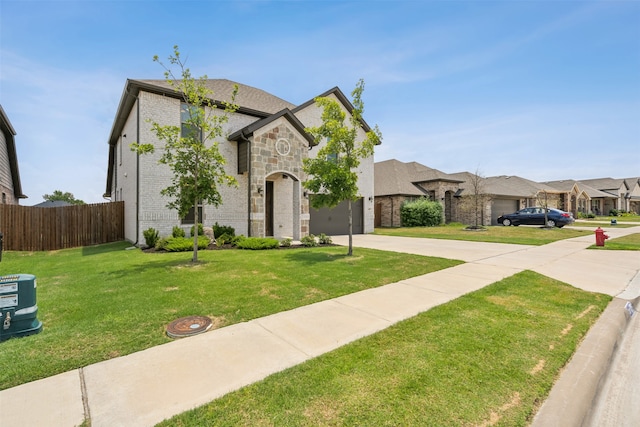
[348,199,353,256]
[192,159,199,263]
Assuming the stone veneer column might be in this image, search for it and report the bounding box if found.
[250,123,309,238]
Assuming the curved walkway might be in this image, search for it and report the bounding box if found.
[1,228,639,426]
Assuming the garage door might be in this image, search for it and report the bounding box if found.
[491,199,519,225]
[310,198,364,235]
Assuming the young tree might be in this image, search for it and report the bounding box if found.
[131,46,239,262]
[303,79,382,256]
[459,168,491,229]
[42,190,85,205]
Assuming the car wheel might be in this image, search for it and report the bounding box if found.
[502,218,511,226]
[546,220,556,227]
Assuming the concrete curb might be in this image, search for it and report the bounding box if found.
[531,296,639,427]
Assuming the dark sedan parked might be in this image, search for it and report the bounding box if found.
[497,207,575,228]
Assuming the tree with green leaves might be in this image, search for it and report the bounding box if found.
[302,79,382,256]
[131,46,239,262]
[42,190,85,205]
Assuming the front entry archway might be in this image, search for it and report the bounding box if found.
[263,172,302,240]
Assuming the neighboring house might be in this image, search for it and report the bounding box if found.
[624,178,640,214]
[32,200,74,208]
[0,105,27,205]
[374,159,563,227]
[544,179,616,216]
[575,178,630,214]
[480,175,561,224]
[104,79,377,244]
[373,159,463,227]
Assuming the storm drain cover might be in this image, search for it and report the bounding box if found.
[166,315,212,339]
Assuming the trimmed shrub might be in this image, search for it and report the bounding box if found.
[401,198,443,227]
[280,238,292,247]
[318,233,332,245]
[143,228,159,248]
[216,233,233,247]
[190,223,204,236]
[172,226,185,238]
[213,222,235,238]
[155,237,169,250]
[236,237,279,250]
[164,236,210,252]
[301,234,318,247]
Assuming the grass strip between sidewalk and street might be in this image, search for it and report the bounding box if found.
[375,223,590,245]
[588,233,640,251]
[0,242,461,390]
[159,271,610,427]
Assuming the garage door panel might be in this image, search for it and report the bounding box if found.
[310,199,363,235]
[492,199,519,225]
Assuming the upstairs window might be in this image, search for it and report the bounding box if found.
[181,103,202,141]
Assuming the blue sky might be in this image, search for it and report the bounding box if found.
[1,0,639,205]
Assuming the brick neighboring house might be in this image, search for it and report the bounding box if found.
[624,178,640,214]
[373,159,463,227]
[573,178,631,215]
[104,79,377,245]
[0,105,26,205]
[375,159,563,227]
[543,179,616,216]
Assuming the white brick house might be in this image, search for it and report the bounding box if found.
[104,79,377,245]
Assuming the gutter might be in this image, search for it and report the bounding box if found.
[237,130,252,237]
[135,96,140,246]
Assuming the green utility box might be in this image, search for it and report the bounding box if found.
[0,274,43,341]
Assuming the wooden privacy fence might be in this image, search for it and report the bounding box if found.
[0,202,124,251]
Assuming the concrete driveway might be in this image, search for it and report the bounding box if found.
[332,233,640,297]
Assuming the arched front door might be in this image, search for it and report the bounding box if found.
[263,172,301,239]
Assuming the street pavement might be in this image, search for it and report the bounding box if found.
[1,226,639,426]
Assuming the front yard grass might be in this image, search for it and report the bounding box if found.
[375,223,590,245]
[577,215,640,223]
[588,233,640,250]
[0,242,460,390]
[160,271,610,427]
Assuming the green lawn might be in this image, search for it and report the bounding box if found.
[588,233,640,250]
[573,221,636,228]
[0,243,460,390]
[160,271,610,427]
[576,215,640,223]
[375,223,590,245]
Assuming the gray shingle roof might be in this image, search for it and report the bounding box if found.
[544,179,614,198]
[33,200,74,208]
[576,177,628,191]
[374,159,461,196]
[483,175,560,198]
[136,79,295,115]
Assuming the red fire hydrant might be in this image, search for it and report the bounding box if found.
[595,227,609,246]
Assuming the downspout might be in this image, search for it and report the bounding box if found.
[135,97,140,246]
[238,130,252,237]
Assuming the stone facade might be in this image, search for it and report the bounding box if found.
[249,120,309,239]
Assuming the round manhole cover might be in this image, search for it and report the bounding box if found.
[166,315,213,339]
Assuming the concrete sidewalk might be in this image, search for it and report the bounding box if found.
[1,228,639,426]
